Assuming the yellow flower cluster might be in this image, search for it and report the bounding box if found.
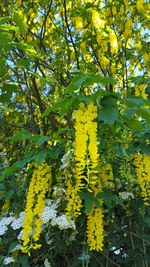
[65,103,99,218]
[133,154,150,205]
[99,163,114,189]
[135,84,147,100]
[74,16,83,30]
[65,177,82,220]
[66,103,105,250]
[2,198,10,215]
[87,208,104,251]
[91,10,105,29]
[22,162,51,252]
[136,0,144,12]
[124,19,132,38]
[109,31,118,54]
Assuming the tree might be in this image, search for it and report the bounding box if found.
[0,0,150,266]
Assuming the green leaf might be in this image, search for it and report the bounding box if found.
[19,255,29,267]
[0,183,6,190]
[1,83,18,94]
[0,164,18,181]
[16,58,30,68]
[43,98,68,116]
[79,191,94,213]
[130,76,150,85]
[85,196,94,213]
[0,32,12,52]
[13,10,27,34]
[11,131,51,145]
[15,42,39,57]
[124,107,138,118]
[126,97,145,107]
[96,189,120,207]
[32,149,48,164]
[0,24,18,32]
[98,108,118,124]
[30,135,50,145]
[137,109,150,124]
[15,159,28,168]
[126,118,143,130]
[6,190,14,199]
[78,253,90,261]
[113,144,128,158]
[11,131,32,142]
[65,73,117,94]
[9,242,19,253]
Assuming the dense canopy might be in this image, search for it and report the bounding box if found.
[0,0,150,266]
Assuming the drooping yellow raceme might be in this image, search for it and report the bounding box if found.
[109,31,118,54]
[22,162,51,252]
[65,177,82,220]
[91,9,105,29]
[75,103,99,191]
[136,0,144,11]
[65,103,99,217]
[99,163,114,189]
[124,19,132,38]
[133,154,150,205]
[87,208,104,251]
[65,103,87,219]
[135,84,147,100]
[2,198,10,215]
[74,16,83,30]
[65,103,104,251]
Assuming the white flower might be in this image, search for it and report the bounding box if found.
[42,207,57,224]
[17,230,23,240]
[44,258,51,267]
[0,224,7,236]
[60,149,74,169]
[11,244,21,252]
[0,217,14,236]
[51,214,75,230]
[11,212,25,230]
[46,233,53,245]
[119,192,134,200]
[52,187,65,198]
[3,257,14,265]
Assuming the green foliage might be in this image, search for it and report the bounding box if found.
[0,0,150,266]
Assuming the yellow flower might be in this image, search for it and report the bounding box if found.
[22,162,51,251]
[110,32,118,54]
[87,208,104,251]
[92,10,105,29]
[133,154,150,205]
[74,17,83,30]
[136,0,144,11]
[66,103,99,218]
[99,163,114,189]
[135,84,147,100]
[2,198,10,214]
[80,42,86,52]
[124,19,132,38]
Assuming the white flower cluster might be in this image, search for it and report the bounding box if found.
[51,214,75,230]
[119,192,134,200]
[42,206,57,224]
[3,257,14,265]
[0,212,25,236]
[0,217,14,236]
[11,244,21,252]
[0,199,75,238]
[11,212,25,230]
[44,258,51,267]
[60,149,74,169]
[42,199,75,230]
